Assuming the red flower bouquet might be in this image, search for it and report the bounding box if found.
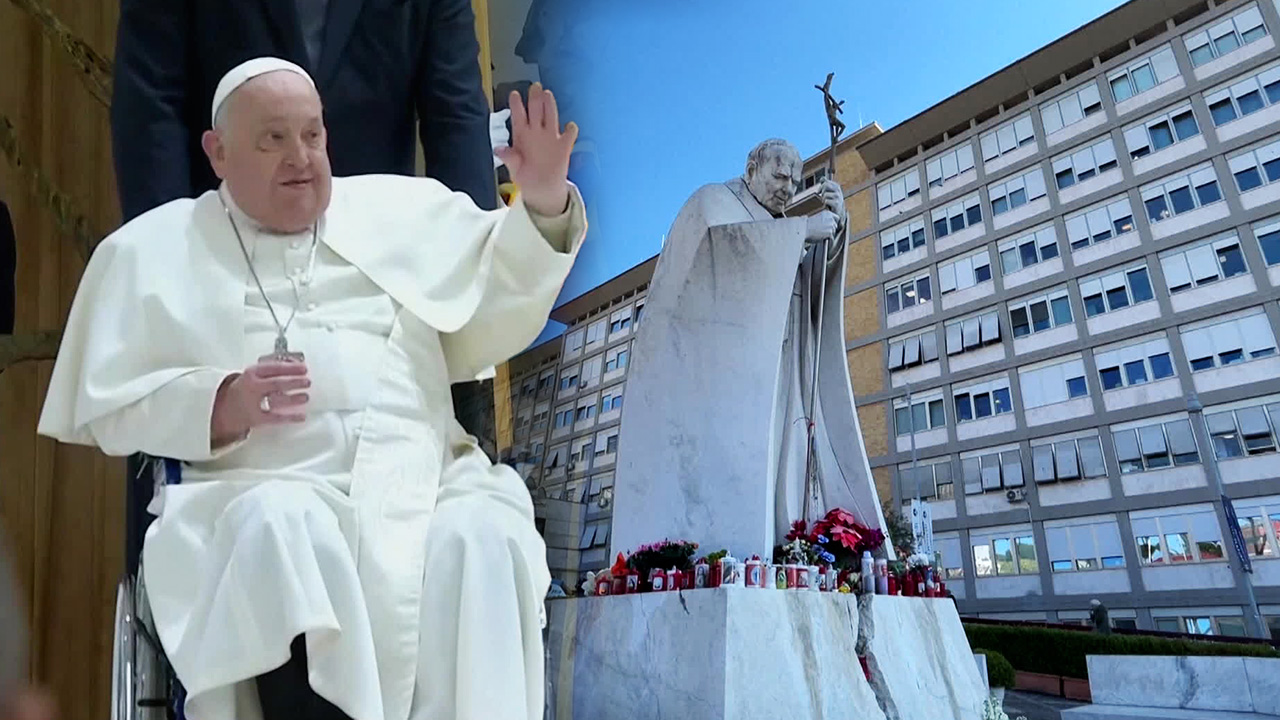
[776,508,887,570]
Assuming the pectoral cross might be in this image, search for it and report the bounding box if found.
[263,334,305,364]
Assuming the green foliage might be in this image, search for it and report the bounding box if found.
[973,648,1015,688]
[881,500,915,557]
[964,623,1279,680]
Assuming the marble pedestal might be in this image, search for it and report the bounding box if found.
[545,587,885,720]
[545,590,987,720]
[858,595,988,720]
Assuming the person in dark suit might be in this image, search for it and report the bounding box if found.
[110,0,499,223]
[0,201,13,336]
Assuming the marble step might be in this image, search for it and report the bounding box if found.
[1062,704,1280,720]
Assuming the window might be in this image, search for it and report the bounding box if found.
[545,444,567,470]
[931,194,983,239]
[586,318,606,345]
[1123,102,1200,159]
[1008,289,1073,338]
[881,217,927,261]
[888,330,941,371]
[972,530,1037,576]
[609,306,634,334]
[1112,418,1200,473]
[1079,265,1156,318]
[1131,509,1226,565]
[1156,615,1244,635]
[988,168,1048,216]
[979,113,1036,161]
[1180,310,1277,372]
[1046,520,1126,572]
[885,273,933,314]
[926,143,976,188]
[953,377,1014,423]
[599,386,624,413]
[1230,499,1280,558]
[894,395,947,436]
[962,449,1025,493]
[532,407,550,431]
[1160,234,1249,294]
[1095,337,1176,391]
[559,366,580,391]
[897,459,954,501]
[580,355,603,388]
[554,403,574,428]
[1255,216,1280,266]
[798,166,829,192]
[937,536,965,579]
[1064,196,1135,251]
[1141,165,1223,224]
[1040,83,1104,135]
[564,329,584,354]
[1107,46,1180,103]
[1184,5,1268,68]
[945,309,1002,356]
[594,428,620,456]
[634,302,645,328]
[1031,434,1108,482]
[940,250,993,294]
[877,168,922,214]
[604,345,630,373]
[998,225,1060,276]
[570,436,594,464]
[575,396,596,422]
[1020,358,1088,409]
[1227,136,1280,193]
[1204,63,1280,126]
[1052,137,1120,189]
[1206,401,1280,459]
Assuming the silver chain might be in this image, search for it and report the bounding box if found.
[219,195,319,354]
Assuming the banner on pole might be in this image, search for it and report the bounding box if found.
[909,499,934,558]
[1222,494,1253,574]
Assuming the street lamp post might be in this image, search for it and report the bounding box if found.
[1187,393,1267,639]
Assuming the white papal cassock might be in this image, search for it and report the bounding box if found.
[37,175,587,720]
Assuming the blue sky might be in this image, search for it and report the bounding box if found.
[533,0,1129,343]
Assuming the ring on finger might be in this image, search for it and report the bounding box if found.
[260,394,273,413]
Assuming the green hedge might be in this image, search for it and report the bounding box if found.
[964,623,1279,680]
[973,648,1015,688]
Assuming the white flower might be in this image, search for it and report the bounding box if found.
[907,552,932,568]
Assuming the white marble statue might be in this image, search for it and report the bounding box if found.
[610,139,889,561]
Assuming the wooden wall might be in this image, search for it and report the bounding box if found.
[0,2,492,718]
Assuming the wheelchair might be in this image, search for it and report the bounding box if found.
[110,453,555,720]
[112,454,186,720]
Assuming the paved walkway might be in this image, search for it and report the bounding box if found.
[1001,690,1087,720]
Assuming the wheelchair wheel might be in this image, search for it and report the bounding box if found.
[111,573,173,720]
[111,578,136,720]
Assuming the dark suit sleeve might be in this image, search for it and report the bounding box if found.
[415,0,499,210]
[110,0,193,222]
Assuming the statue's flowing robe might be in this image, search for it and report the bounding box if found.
[38,176,587,720]
[621,178,888,555]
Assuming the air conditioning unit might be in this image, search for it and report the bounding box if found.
[1005,488,1026,503]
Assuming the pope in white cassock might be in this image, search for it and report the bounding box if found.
[37,58,586,720]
